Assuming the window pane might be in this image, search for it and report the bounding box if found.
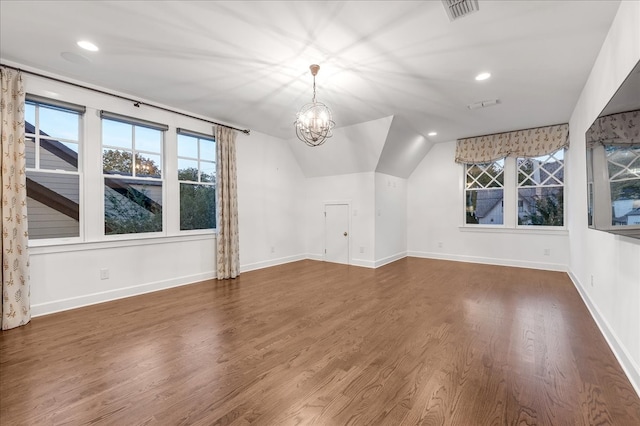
[104,178,163,235]
[518,151,564,186]
[201,161,215,183]
[39,139,78,172]
[200,139,215,162]
[25,136,36,168]
[135,126,162,153]
[39,105,79,140]
[135,153,162,178]
[465,188,504,225]
[518,187,564,226]
[180,183,215,230]
[25,103,35,128]
[177,134,198,158]
[178,159,199,181]
[103,149,133,176]
[608,145,640,225]
[466,161,504,189]
[26,171,79,239]
[102,119,132,149]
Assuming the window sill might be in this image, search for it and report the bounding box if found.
[29,232,216,255]
[458,225,568,236]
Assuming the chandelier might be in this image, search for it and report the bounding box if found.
[294,64,335,147]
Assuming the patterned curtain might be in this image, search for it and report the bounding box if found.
[455,123,569,163]
[586,109,640,149]
[1,67,30,330]
[215,126,240,279]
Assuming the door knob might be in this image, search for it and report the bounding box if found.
[344,232,348,236]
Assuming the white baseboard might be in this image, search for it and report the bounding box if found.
[568,270,640,398]
[375,252,407,268]
[305,253,377,269]
[407,251,567,272]
[350,258,376,268]
[305,253,324,262]
[240,254,306,273]
[31,271,216,318]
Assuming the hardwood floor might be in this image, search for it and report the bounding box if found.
[1,258,639,425]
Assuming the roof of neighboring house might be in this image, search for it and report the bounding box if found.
[624,207,640,217]
[474,190,502,218]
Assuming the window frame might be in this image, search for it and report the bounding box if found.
[24,96,85,244]
[101,113,167,238]
[464,159,505,226]
[515,149,566,229]
[176,129,217,233]
[462,148,567,231]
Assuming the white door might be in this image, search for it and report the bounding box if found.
[325,204,349,264]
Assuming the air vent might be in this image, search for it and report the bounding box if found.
[442,0,479,21]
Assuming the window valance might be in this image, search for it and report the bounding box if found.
[454,123,569,164]
[586,109,639,149]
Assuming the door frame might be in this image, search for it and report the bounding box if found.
[324,201,351,265]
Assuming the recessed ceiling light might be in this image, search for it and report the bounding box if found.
[475,72,491,81]
[77,40,99,52]
[428,132,437,136]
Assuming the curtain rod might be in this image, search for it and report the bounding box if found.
[1,63,251,135]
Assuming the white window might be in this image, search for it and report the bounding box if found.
[177,129,216,230]
[465,160,504,225]
[24,96,84,240]
[517,150,564,226]
[464,148,565,228]
[101,111,166,235]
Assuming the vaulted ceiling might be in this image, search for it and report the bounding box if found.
[0,1,621,177]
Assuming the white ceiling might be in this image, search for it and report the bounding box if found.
[0,1,620,145]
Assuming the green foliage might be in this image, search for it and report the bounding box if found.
[178,167,215,183]
[178,167,199,181]
[103,149,161,177]
[610,180,640,202]
[520,192,564,226]
[180,183,215,230]
[104,185,162,235]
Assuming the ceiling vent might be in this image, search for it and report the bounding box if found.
[442,0,479,21]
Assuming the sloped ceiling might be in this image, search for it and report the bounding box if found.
[288,116,392,178]
[375,116,434,179]
[0,1,621,178]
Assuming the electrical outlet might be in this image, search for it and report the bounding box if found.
[270,246,275,254]
[590,275,594,287]
[100,268,109,280]
[437,242,443,248]
[543,248,550,256]
[359,246,365,254]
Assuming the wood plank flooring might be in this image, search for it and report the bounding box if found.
[1,258,639,425]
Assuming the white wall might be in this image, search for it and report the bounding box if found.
[19,66,304,316]
[567,0,640,395]
[374,172,407,266]
[407,141,570,271]
[237,131,306,272]
[304,172,375,267]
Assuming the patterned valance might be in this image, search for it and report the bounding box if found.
[586,109,639,149]
[455,123,569,164]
